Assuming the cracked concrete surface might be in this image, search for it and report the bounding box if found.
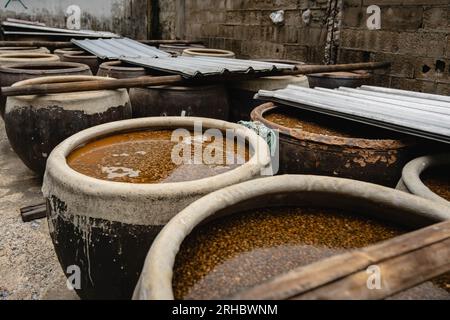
[0,120,77,300]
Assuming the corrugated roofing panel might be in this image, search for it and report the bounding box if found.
[121,56,296,77]
[360,85,450,103]
[3,31,114,38]
[72,38,171,59]
[256,85,450,143]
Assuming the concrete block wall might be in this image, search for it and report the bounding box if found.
[0,0,149,40]
[159,0,331,63]
[339,0,450,94]
[159,0,449,94]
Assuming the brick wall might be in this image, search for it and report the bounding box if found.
[340,0,450,94]
[158,0,449,94]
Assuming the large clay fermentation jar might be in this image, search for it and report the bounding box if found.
[4,75,131,175]
[130,84,230,120]
[251,103,419,187]
[134,175,450,300]
[159,44,206,56]
[0,62,92,118]
[307,71,372,89]
[53,47,85,59]
[0,53,59,66]
[61,52,100,74]
[228,59,308,121]
[42,117,272,299]
[182,48,235,58]
[0,46,50,54]
[97,60,147,79]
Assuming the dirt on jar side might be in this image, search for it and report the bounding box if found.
[172,207,410,300]
[67,129,249,184]
[264,107,404,140]
[421,166,450,201]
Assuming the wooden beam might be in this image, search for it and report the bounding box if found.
[1,75,183,97]
[175,0,186,40]
[231,220,450,300]
[0,62,390,97]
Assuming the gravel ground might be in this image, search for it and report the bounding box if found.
[0,120,76,300]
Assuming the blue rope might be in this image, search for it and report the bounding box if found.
[238,121,277,156]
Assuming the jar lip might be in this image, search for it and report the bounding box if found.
[251,102,412,149]
[99,60,146,71]
[0,62,90,74]
[43,116,271,196]
[401,153,450,205]
[0,52,55,58]
[307,71,371,79]
[0,46,40,50]
[134,174,450,300]
[55,47,84,51]
[62,52,97,58]
[183,48,235,56]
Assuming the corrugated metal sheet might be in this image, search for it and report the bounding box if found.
[72,38,171,59]
[1,21,119,38]
[255,85,450,144]
[121,56,296,78]
[360,85,450,103]
[2,31,116,38]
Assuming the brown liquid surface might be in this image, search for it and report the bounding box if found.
[421,166,450,201]
[67,130,249,184]
[265,107,402,139]
[173,207,408,300]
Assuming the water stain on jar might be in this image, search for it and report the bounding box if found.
[173,207,449,300]
[67,130,249,184]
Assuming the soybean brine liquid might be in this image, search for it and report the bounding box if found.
[172,207,450,300]
[265,106,405,139]
[421,166,450,201]
[67,130,249,184]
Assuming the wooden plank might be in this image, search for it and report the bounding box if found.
[20,203,46,222]
[232,220,450,300]
[285,62,391,75]
[175,0,186,40]
[295,239,450,300]
[1,75,183,97]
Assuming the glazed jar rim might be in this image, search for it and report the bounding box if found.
[43,116,272,197]
[133,174,450,300]
[0,61,90,74]
[252,102,412,149]
[401,153,450,205]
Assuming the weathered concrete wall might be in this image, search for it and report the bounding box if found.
[158,0,331,63]
[158,0,449,94]
[340,0,450,94]
[0,0,149,39]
